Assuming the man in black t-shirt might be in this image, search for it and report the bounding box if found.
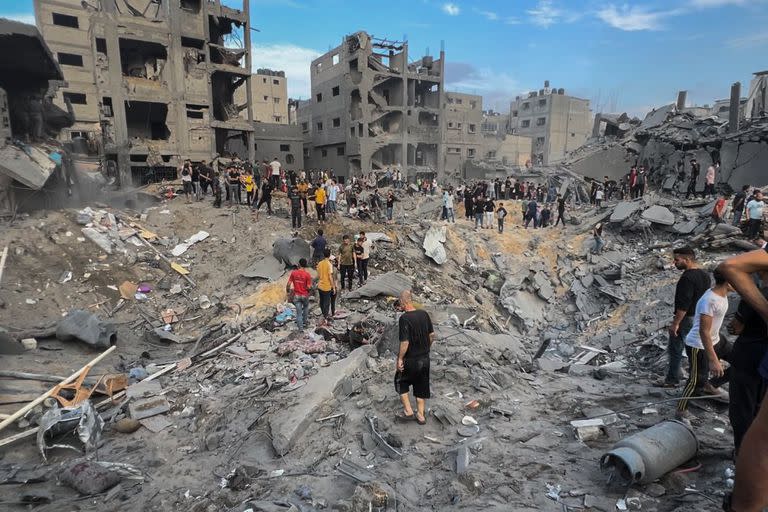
[659,246,711,387]
[554,194,566,227]
[732,184,749,227]
[395,290,434,425]
[255,180,273,219]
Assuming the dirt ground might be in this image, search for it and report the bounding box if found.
[0,188,738,511]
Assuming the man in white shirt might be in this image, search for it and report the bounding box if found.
[676,269,732,420]
[442,189,455,223]
[327,180,338,216]
[269,157,281,188]
[595,187,604,208]
[746,190,765,240]
[704,162,718,198]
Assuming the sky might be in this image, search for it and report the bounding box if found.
[4,0,768,117]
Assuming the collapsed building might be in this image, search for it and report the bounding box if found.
[298,31,445,179]
[34,0,257,186]
[0,18,74,216]
[567,74,768,193]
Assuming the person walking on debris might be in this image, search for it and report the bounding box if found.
[746,190,765,240]
[629,166,638,199]
[524,198,538,229]
[442,189,455,223]
[181,162,193,204]
[386,191,397,222]
[474,196,485,229]
[704,162,718,198]
[190,161,201,201]
[269,157,281,189]
[595,186,604,208]
[712,194,728,223]
[311,229,327,265]
[316,248,335,323]
[496,202,507,233]
[212,171,222,208]
[659,246,711,388]
[353,236,365,286]
[686,158,700,199]
[395,290,435,425]
[357,231,372,284]
[554,194,566,227]
[540,203,551,228]
[590,223,604,254]
[483,196,495,230]
[243,169,255,207]
[676,269,732,421]
[637,166,647,198]
[288,186,302,229]
[338,235,355,292]
[227,165,240,207]
[732,185,749,226]
[464,188,474,220]
[297,179,309,216]
[314,183,327,225]
[254,179,273,218]
[287,258,312,331]
[725,270,768,453]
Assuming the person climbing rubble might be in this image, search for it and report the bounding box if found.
[659,246,711,388]
[675,268,732,422]
[395,290,434,425]
[590,223,604,254]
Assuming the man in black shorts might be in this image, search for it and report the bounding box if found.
[395,290,435,425]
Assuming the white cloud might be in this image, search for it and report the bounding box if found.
[251,43,321,99]
[442,3,460,16]
[689,0,748,7]
[505,16,522,25]
[727,31,768,48]
[527,0,562,27]
[596,4,672,31]
[3,14,36,25]
[475,9,498,21]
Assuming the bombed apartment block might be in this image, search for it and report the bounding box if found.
[509,80,592,166]
[34,0,256,185]
[300,31,445,179]
[0,18,74,215]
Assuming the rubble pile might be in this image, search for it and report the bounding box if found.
[567,104,768,193]
[0,174,758,511]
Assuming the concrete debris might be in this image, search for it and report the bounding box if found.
[422,225,447,264]
[345,272,413,299]
[240,256,286,280]
[55,310,117,349]
[609,201,642,223]
[170,230,209,256]
[272,237,311,267]
[641,205,675,226]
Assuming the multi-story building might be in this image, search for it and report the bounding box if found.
[235,68,289,124]
[509,81,591,165]
[443,92,482,176]
[299,31,445,179]
[35,0,256,185]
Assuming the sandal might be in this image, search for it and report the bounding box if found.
[395,412,415,422]
[416,415,427,425]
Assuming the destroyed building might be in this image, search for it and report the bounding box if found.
[298,31,445,179]
[444,93,533,177]
[34,0,257,186]
[0,18,73,216]
[567,75,768,194]
[509,80,592,165]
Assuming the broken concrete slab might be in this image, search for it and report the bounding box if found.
[270,345,373,455]
[639,104,675,131]
[81,227,116,254]
[531,272,554,301]
[272,238,311,267]
[56,310,117,349]
[609,201,642,223]
[171,230,209,256]
[240,255,286,280]
[673,219,699,235]
[422,225,447,264]
[365,232,391,243]
[641,205,675,226]
[129,396,170,420]
[345,272,413,299]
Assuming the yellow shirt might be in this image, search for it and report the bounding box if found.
[316,259,333,291]
[315,187,326,205]
[297,182,309,197]
[243,175,254,192]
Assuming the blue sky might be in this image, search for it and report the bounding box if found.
[4,0,768,116]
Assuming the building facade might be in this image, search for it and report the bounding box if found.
[443,92,483,176]
[509,81,591,165]
[235,68,289,124]
[298,31,445,179]
[35,0,256,185]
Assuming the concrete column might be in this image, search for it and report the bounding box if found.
[676,91,687,110]
[400,41,408,178]
[168,1,189,162]
[729,82,741,133]
[202,0,216,157]
[243,0,255,163]
[100,9,130,186]
[436,48,445,180]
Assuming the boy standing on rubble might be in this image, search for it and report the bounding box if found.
[395,290,435,425]
[316,248,335,322]
[676,269,732,421]
[496,203,507,233]
[286,258,312,331]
